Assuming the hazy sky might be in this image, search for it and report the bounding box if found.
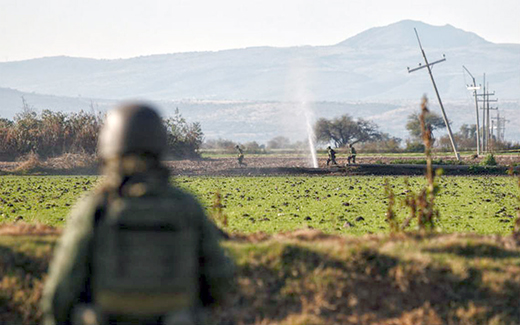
[1,0,519,61]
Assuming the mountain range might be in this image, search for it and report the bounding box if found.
[0,20,518,143]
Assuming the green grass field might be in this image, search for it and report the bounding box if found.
[1,175,517,235]
[1,174,519,324]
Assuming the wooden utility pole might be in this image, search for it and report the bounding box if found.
[407,28,460,161]
[462,65,481,156]
[477,78,497,152]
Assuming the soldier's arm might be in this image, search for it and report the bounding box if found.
[41,195,99,325]
[197,205,234,307]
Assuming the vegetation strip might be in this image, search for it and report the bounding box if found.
[1,230,519,324]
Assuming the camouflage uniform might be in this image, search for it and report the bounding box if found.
[326,146,337,166]
[41,104,233,325]
[347,145,357,164]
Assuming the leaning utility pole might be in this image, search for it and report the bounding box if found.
[462,65,481,155]
[408,28,460,161]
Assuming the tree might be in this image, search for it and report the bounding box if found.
[358,133,402,153]
[314,114,382,147]
[163,108,204,158]
[406,111,446,142]
[243,141,265,153]
[438,124,477,151]
[267,136,291,149]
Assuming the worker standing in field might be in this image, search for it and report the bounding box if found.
[236,145,247,167]
[41,103,234,325]
[347,144,357,164]
[326,146,338,166]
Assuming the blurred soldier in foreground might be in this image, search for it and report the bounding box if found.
[326,146,337,166]
[235,145,247,167]
[42,103,234,325]
[347,144,357,164]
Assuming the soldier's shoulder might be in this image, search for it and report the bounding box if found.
[164,185,203,207]
[63,190,106,228]
[75,190,108,210]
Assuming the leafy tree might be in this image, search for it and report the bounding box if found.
[406,111,446,142]
[458,124,477,140]
[243,141,265,153]
[439,124,478,151]
[314,114,382,147]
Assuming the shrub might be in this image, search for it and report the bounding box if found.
[481,154,497,166]
[0,110,103,159]
[164,109,204,159]
[404,141,425,153]
[0,108,204,160]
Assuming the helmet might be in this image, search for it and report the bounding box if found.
[98,103,167,160]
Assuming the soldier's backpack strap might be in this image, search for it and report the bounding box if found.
[93,190,111,228]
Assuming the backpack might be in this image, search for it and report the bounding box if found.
[92,193,200,316]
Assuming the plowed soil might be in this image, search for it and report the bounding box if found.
[1,154,519,176]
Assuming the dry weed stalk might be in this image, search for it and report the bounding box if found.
[384,179,399,233]
[514,175,520,237]
[415,97,440,232]
[401,178,416,230]
[211,190,228,229]
[392,97,440,233]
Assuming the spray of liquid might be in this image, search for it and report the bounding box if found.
[303,102,318,168]
[285,56,318,168]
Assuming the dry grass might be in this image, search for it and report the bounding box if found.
[9,152,98,175]
[0,222,61,236]
[1,230,520,324]
[44,153,97,170]
[220,231,520,325]
[13,153,43,173]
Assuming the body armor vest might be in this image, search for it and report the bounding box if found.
[92,193,199,316]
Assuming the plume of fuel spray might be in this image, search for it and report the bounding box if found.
[303,102,318,168]
[284,54,318,168]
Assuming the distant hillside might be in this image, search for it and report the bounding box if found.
[0,87,113,118]
[0,20,518,102]
[338,20,490,49]
[0,20,519,143]
[1,87,519,143]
